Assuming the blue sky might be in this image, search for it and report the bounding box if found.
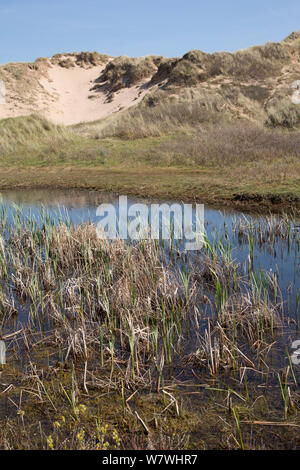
[0,0,299,64]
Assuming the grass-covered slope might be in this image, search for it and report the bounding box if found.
[0,114,299,210]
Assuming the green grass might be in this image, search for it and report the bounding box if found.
[0,114,299,210]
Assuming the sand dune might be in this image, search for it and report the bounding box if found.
[0,58,150,126]
[1,30,300,128]
[39,63,149,125]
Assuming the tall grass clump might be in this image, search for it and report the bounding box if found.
[0,115,71,155]
[98,55,163,92]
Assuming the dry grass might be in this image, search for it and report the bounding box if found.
[266,93,300,128]
[97,90,232,139]
[51,51,109,68]
[149,122,300,167]
[150,40,289,89]
[97,55,163,92]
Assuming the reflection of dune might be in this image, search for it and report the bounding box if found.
[0,189,120,209]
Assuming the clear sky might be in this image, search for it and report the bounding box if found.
[0,0,299,64]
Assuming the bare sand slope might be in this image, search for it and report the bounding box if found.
[39,64,149,125]
[0,60,150,126]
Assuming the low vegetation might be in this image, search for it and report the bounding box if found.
[0,114,299,209]
[51,51,109,68]
[151,42,288,87]
[97,55,163,92]
[0,114,70,154]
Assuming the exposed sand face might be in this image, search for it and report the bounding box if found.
[39,64,106,125]
[39,64,149,125]
[0,61,150,126]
